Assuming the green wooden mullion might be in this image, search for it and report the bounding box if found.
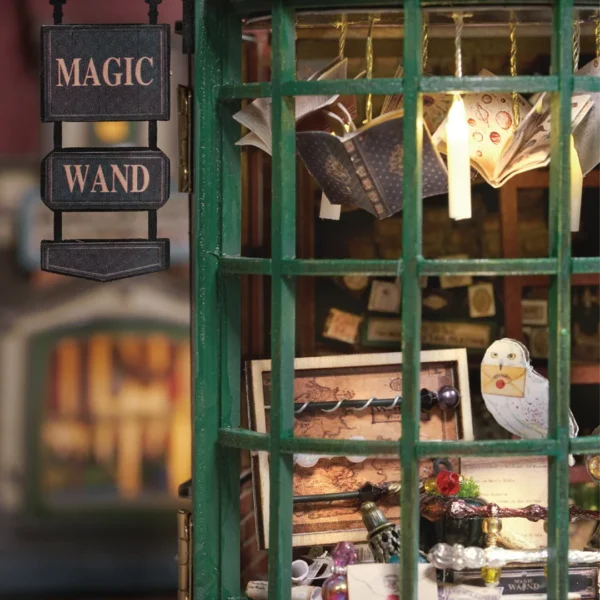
[572,257,600,274]
[546,2,574,598]
[220,257,273,274]
[192,0,224,597]
[229,0,600,17]
[217,430,562,458]
[219,10,243,599]
[269,2,297,599]
[570,435,600,454]
[218,257,567,277]
[400,2,423,598]
[420,75,558,93]
[418,438,558,458]
[420,257,558,276]
[573,76,600,93]
[220,82,273,100]
[218,428,271,452]
[220,75,559,101]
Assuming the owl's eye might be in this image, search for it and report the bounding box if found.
[491,352,498,358]
[507,353,516,360]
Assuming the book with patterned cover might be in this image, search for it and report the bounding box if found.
[296,111,448,219]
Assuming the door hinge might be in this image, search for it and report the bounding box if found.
[177,509,192,600]
[178,85,192,194]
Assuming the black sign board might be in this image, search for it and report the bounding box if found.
[41,239,170,282]
[42,148,170,211]
[41,24,170,122]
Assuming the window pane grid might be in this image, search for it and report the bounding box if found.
[192,1,600,598]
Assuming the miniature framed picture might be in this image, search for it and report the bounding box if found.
[247,350,473,548]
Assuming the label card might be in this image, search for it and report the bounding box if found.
[347,563,438,600]
[461,456,548,548]
[322,308,363,345]
[42,148,170,211]
[41,24,170,122]
[368,280,401,314]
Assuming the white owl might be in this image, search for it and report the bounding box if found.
[481,339,579,443]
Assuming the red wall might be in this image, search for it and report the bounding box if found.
[0,0,182,156]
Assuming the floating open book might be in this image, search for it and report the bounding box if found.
[573,57,600,175]
[432,69,593,188]
[381,66,454,135]
[296,110,448,219]
[233,56,357,155]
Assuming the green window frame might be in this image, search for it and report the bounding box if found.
[191,1,600,599]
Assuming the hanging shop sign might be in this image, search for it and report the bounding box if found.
[40,1,172,282]
[42,149,170,211]
[41,24,170,122]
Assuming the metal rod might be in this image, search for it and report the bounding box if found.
[271,386,460,415]
[294,490,360,504]
[148,210,158,239]
[293,482,401,504]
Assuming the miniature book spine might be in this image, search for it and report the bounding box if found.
[342,139,389,218]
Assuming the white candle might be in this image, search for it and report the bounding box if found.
[570,136,583,232]
[446,95,472,221]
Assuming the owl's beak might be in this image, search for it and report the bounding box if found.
[498,361,504,371]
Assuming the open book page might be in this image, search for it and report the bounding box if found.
[295,56,348,120]
[236,131,272,155]
[432,69,531,184]
[234,57,349,155]
[494,90,593,186]
[574,57,600,175]
[234,98,273,153]
[380,64,403,115]
[381,67,453,134]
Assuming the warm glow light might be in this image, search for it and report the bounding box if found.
[570,136,583,232]
[446,95,472,221]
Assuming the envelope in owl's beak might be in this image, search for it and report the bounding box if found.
[481,364,527,398]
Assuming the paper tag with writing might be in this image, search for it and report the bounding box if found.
[368,280,401,313]
[461,456,547,548]
[322,308,362,345]
[438,584,504,600]
[319,192,342,220]
[347,563,438,600]
[468,283,496,318]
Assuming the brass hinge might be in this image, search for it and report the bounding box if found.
[178,85,192,193]
[177,509,192,600]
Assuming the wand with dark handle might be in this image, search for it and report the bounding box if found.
[421,497,600,523]
[293,482,401,505]
[289,385,460,415]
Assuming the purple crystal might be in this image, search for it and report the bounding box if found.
[332,542,358,568]
[322,574,348,600]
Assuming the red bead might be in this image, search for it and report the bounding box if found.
[437,470,461,496]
